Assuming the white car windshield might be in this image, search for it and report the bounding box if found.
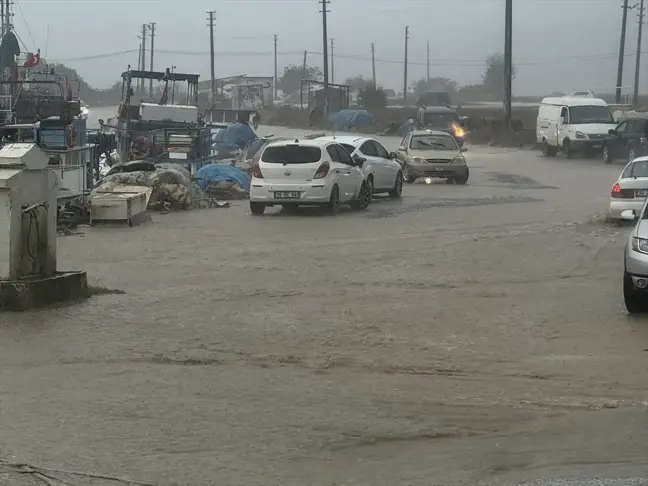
[410,135,457,150]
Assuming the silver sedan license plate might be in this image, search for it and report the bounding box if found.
[274,191,300,199]
[636,189,648,197]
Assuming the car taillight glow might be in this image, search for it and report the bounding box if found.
[252,162,263,179]
[314,161,330,179]
[611,182,633,198]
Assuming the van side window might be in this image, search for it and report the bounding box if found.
[560,107,569,124]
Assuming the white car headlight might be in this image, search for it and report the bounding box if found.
[412,156,426,164]
[451,156,465,164]
[632,237,648,253]
[575,131,587,139]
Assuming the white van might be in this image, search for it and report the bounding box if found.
[536,96,617,157]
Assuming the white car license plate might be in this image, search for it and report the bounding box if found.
[636,189,648,197]
[274,191,300,199]
[592,143,601,149]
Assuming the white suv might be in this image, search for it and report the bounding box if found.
[249,138,372,215]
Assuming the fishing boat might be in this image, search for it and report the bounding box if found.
[0,29,97,202]
[112,66,214,175]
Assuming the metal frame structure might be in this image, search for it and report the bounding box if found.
[300,79,350,112]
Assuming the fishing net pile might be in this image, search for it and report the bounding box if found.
[91,162,202,210]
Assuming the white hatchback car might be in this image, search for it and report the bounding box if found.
[249,138,372,215]
[316,136,403,197]
[608,157,648,219]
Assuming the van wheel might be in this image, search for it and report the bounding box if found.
[542,139,557,157]
[562,139,573,157]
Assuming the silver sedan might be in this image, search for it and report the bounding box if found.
[608,157,648,219]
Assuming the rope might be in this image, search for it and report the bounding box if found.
[15,0,37,51]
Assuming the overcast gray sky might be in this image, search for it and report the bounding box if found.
[15,0,643,96]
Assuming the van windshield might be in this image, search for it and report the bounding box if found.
[569,105,614,124]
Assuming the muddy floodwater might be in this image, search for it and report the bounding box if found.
[1,129,647,485]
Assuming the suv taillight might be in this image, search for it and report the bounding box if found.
[314,161,330,179]
[252,162,263,179]
[612,182,633,198]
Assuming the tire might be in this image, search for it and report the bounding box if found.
[623,271,648,314]
[602,144,612,164]
[350,182,371,210]
[454,168,469,185]
[628,146,637,163]
[389,172,403,198]
[324,185,340,215]
[542,140,558,157]
[366,176,374,203]
[250,202,266,215]
[403,165,416,184]
[563,138,573,158]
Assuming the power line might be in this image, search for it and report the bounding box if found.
[48,48,647,67]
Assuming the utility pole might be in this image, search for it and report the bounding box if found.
[273,34,278,101]
[207,11,216,107]
[504,0,513,129]
[330,38,335,84]
[634,0,645,107]
[371,43,376,85]
[139,23,147,96]
[137,38,142,97]
[320,0,330,115]
[149,22,155,98]
[4,0,10,35]
[403,26,409,103]
[1,1,4,39]
[302,50,307,80]
[426,40,430,82]
[617,1,637,103]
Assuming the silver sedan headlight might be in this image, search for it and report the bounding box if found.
[632,237,648,253]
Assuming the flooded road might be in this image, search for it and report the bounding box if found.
[1,128,647,485]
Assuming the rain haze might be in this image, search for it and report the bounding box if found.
[17,0,642,96]
[2,1,648,485]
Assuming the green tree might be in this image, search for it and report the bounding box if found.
[413,77,458,97]
[278,64,323,96]
[358,83,387,109]
[481,53,515,98]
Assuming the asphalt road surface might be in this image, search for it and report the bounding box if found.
[1,126,647,486]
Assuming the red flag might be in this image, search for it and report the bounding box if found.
[23,49,40,68]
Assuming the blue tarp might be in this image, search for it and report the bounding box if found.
[211,122,257,150]
[195,163,251,191]
[327,109,375,131]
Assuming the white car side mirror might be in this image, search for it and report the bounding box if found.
[398,146,406,151]
[620,209,637,221]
